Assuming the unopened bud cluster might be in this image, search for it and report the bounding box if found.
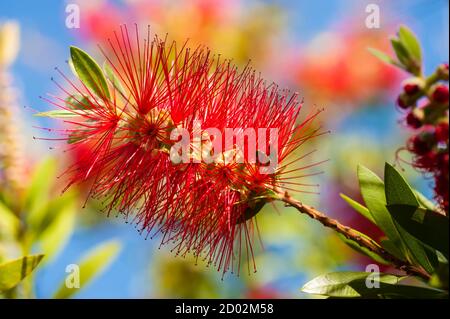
[397,64,449,212]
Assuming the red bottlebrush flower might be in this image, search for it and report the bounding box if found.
[39,26,322,277]
[406,112,422,129]
[432,85,449,104]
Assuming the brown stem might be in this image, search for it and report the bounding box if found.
[277,190,431,281]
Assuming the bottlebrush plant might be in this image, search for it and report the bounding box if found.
[34,25,448,298]
[369,25,449,214]
[301,26,448,299]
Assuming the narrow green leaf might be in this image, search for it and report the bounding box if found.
[340,193,375,224]
[27,189,75,240]
[380,239,405,261]
[387,204,449,259]
[384,163,419,207]
[0,255,44,292]
[302,271,446,298]
[301,272,402,297]
[414,190,438,211]
[368,48,398,66]
[38,202,77,262]
[398,25,422,63]
[337,232,389,265]
[357,164,405,257]
[384,163,439,273]
[367,283,447,298]
[103,62,126,97]
[390,38,411,67]
[70,46,110,100]
[0,200,20,238]
[34,109,80,118]
[237,200,266,224]
[53,240,121,299]
[24,158,57,222]
[65,94,93,110]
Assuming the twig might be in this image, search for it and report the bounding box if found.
[277,190,431,281]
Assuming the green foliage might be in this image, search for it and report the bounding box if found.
[357,164,405,258]
[0,200,20,239]
[384,163,439,274]
[53,240,122,299]
[65,94,92,110]
[301,272,402,297]
[70,46,110,100]
[38,200,77,262]
[367,48,402,68]
[34,109,80,118]
[0,158,122,298]
[339,193,375,224]
[0,255,44,292]
[337,232,389,265]
[369,24,422,76]
[303,162,449,298]
[302,271,447,298]
[103,61,126,97]
[387,205,449,259]
[398,26,422,65]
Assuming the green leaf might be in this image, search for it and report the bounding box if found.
[340,193,375,224]
[103,61,126,97]
[237,200,266,224]
[387,204,449,259]
[34,109,80,118]
[0,255,44,292]
[0,200,20,239]
[357,165,405,258]
[367,48,403,68]
[381,239,406,261]
[301,272,402,297]
[24,158,57,221]
[384,163,438,273]
[414,190,438,211]
[390,38,411,67]
[302,271,447,298]
[398,25,422,64]
[38,201,77,262]
[65,94,92,110]
[70,46,110,100]
[53,240,121,299]
[384,163,419,207]
[27,190,75,241]
[337,232,389,265]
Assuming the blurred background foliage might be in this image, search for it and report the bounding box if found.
[0,0,448,298]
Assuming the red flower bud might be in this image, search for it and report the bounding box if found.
[396,95,409,109]
[432,85,449,104]
[408,135,431,155]
[435,122,449,142]
[437,153,449,173]
[406,112,422,129]
[404,83,420,95]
